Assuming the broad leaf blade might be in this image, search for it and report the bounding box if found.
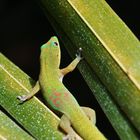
[59,31,140,140]
[0,110,34,140]
[40,0,140,139]
[0,53,63,139]
[49,25,139,139]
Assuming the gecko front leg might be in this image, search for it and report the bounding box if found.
[17,81,40,102]
[60,48,83,77]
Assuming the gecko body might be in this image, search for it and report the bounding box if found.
[18,36,106,140]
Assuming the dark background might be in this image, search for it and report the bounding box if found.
[0,0,139,139]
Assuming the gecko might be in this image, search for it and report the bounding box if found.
[17,36,107,140]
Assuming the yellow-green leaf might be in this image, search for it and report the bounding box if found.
[0,110,34,140]
[0,53,63,139]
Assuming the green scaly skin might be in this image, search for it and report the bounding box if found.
[18,36,107,140]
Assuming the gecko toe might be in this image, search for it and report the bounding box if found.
[17,95,27,102]
[76,48,83,61]
[63,134,81,140]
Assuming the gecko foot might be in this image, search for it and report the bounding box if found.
[63,132,81,140]
[63,135,77,140]
[17,95,27,102]
[76,48,83,61]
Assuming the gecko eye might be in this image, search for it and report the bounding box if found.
[53,42,58,46]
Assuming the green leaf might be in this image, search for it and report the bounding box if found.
[0,53,63,140]
[40,0,140,139]
[0,110,34,140]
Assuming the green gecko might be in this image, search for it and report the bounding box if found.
[17,36,107,140]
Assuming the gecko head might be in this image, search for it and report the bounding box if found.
[40,36,61,68]
[41,36,60,49]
